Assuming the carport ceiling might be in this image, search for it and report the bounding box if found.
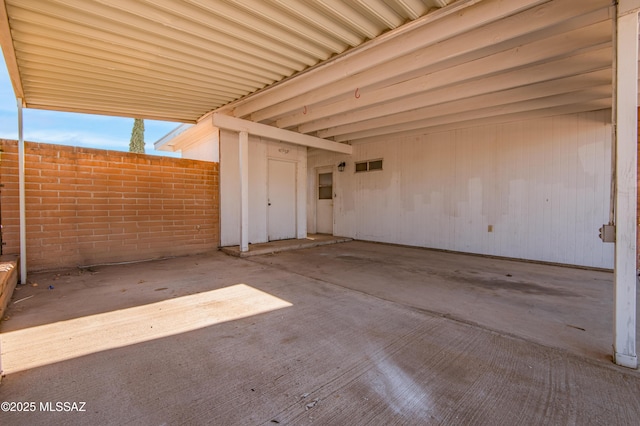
[0,0,633,142]
[0,0,458,122]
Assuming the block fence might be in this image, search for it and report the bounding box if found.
[0,140,219,272]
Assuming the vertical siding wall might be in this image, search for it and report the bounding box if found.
[219,130,306,246]
[0,140,219,271]
[308,110,614,269]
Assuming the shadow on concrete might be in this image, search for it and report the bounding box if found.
[1,242,639,425]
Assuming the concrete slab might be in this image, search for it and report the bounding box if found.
[220,234,351,257]
[250,241,637,363]
[0,242,638,425]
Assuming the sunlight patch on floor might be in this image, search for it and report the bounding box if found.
[0,284,291,374]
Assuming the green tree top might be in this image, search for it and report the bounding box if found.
[129,118,145,154]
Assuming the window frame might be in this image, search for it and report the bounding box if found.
[354,158,383,173]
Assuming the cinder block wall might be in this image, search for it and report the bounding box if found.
[0,140,219,272]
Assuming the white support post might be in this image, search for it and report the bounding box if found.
[239,131,249,253]
[613,4,638,369]
[296,152,307,240]
[17,98,26,285]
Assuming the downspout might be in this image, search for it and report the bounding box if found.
[17,98,26,284]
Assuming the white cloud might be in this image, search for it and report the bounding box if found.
[24,129,128,150]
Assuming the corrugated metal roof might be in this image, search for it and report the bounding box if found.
[1,0,457,123]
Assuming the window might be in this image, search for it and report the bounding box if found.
[368,160,383,171]
[318,172,332,199]
[355,159,383,173]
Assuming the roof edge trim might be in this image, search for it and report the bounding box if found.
[0,0,24,102]
[212,113,352,154]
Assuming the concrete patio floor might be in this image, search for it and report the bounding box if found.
[0,241,638,425]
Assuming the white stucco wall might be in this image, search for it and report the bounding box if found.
[308,110,615,269]
[220,130,307,247]
[181,133,219,162]
[159,121,220,162]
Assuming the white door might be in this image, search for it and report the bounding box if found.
[268,159,296,241]
[316,168,333,234]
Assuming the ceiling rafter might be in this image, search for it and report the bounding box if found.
[334,87,611,142]
[249,0,611,123]
[303,48,613,135]
[276,20,612,130]
[319,70,612,139]
[349,99,612,145]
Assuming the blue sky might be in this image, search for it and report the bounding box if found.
[0,52,181,156]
